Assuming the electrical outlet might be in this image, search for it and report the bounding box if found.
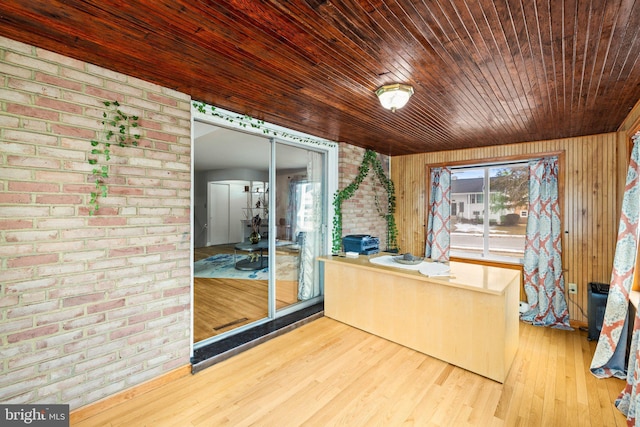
[568,283,578,294]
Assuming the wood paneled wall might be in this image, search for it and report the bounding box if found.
[391,133,621,323]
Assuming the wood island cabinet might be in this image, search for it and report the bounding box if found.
[321,254,521,383]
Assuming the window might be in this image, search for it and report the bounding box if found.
[450,162,529,262]
[469,194,484,204]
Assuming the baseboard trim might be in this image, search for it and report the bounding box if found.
[69,364,191,424]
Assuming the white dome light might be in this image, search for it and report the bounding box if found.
[375,83,414,112]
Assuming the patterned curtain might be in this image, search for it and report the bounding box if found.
[425,167,451,262]
[521,156,571,329]
[591,133,640,424]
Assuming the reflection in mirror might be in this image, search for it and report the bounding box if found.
[192,121,327,345]
[192,121,271,343]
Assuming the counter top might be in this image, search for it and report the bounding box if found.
[320,253,520,296]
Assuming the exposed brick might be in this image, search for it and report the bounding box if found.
[8,78,61,99]
[35,194,83,205]
[7,156,61,170]
[36,352,84,373]
[36,308,84,326]
[0,36,191,411]
[0,141,37,156]
[109,323,145,340]
[146,244,176,253]
[137,117,165,129]
[64,335,106,354]
[7,324,59,343]
[108,186,144,196]
[34,73,83,92]
[84,85,121,100]
[0,61,33,79]
[163,285,190,298]
[5,51,58,74]
[9,348,62,370]
[8,181,59,193]
[22,119,49,133]
[59,271,105,286]
[6,104,60,121]
[62,292,105,308]
[163,303,189,316]
[0,295,20,308]
[61,68,104,86]
[5,278,56,294]
[5,229,58,242]
[4,129,58,146]
[104,80,144,97]
[0,193,31,204]
[7,253,59,268]
[145,130,178,143]
[128,310,161,325]
[38,262,86,277]
[60,228,106,239]
[50,123,95,139]
[34,47,83,67]
[146,92,178,106]
[88,258,128,271]
[36,330,84,351]
[86,299,125,314]
[154,141,170,151]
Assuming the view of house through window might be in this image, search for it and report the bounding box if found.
[450,162,529,262]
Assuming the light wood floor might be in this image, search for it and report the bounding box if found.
[76,317,627,426]
[193,245,299,343]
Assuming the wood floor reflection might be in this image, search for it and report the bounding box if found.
[193,244,298,343]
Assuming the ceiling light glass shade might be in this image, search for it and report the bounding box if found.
[375,83,414,112]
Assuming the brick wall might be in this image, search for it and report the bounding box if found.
[0,36,191,409]
[338,143,390,250]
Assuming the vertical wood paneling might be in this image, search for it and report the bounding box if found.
[392,133,620,323]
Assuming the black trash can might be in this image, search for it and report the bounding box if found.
[587,282,609,341]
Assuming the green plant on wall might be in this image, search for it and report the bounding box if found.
[88,100,139,215]
[332,149,399,253]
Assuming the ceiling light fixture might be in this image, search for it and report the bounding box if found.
[375,83,414,112]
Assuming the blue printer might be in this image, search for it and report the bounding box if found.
[342,234,380,255]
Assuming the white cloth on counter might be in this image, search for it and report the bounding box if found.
[369,255,451,277]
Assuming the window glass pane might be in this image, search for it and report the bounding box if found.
[450,168,484,257]
[275,144,325,313]
[450,164,528,261]
[487,165,528,259]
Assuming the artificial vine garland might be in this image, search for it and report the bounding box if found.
[193,101,336,148]
[332,149,399,253]
[88,100,139,215]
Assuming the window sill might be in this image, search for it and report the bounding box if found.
[450,250,524,266]
[449,253,523,270]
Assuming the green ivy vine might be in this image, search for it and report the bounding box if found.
[88,100,139,215]
[332,149,399,253]
[193,101,336,148]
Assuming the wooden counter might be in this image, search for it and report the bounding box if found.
[321,254,521,383]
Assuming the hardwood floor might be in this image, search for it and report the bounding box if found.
[193,244,299,343]
[76,317,627,426]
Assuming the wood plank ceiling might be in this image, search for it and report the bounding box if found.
[1,1,640,156]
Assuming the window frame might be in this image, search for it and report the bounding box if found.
[426,151,565,267]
